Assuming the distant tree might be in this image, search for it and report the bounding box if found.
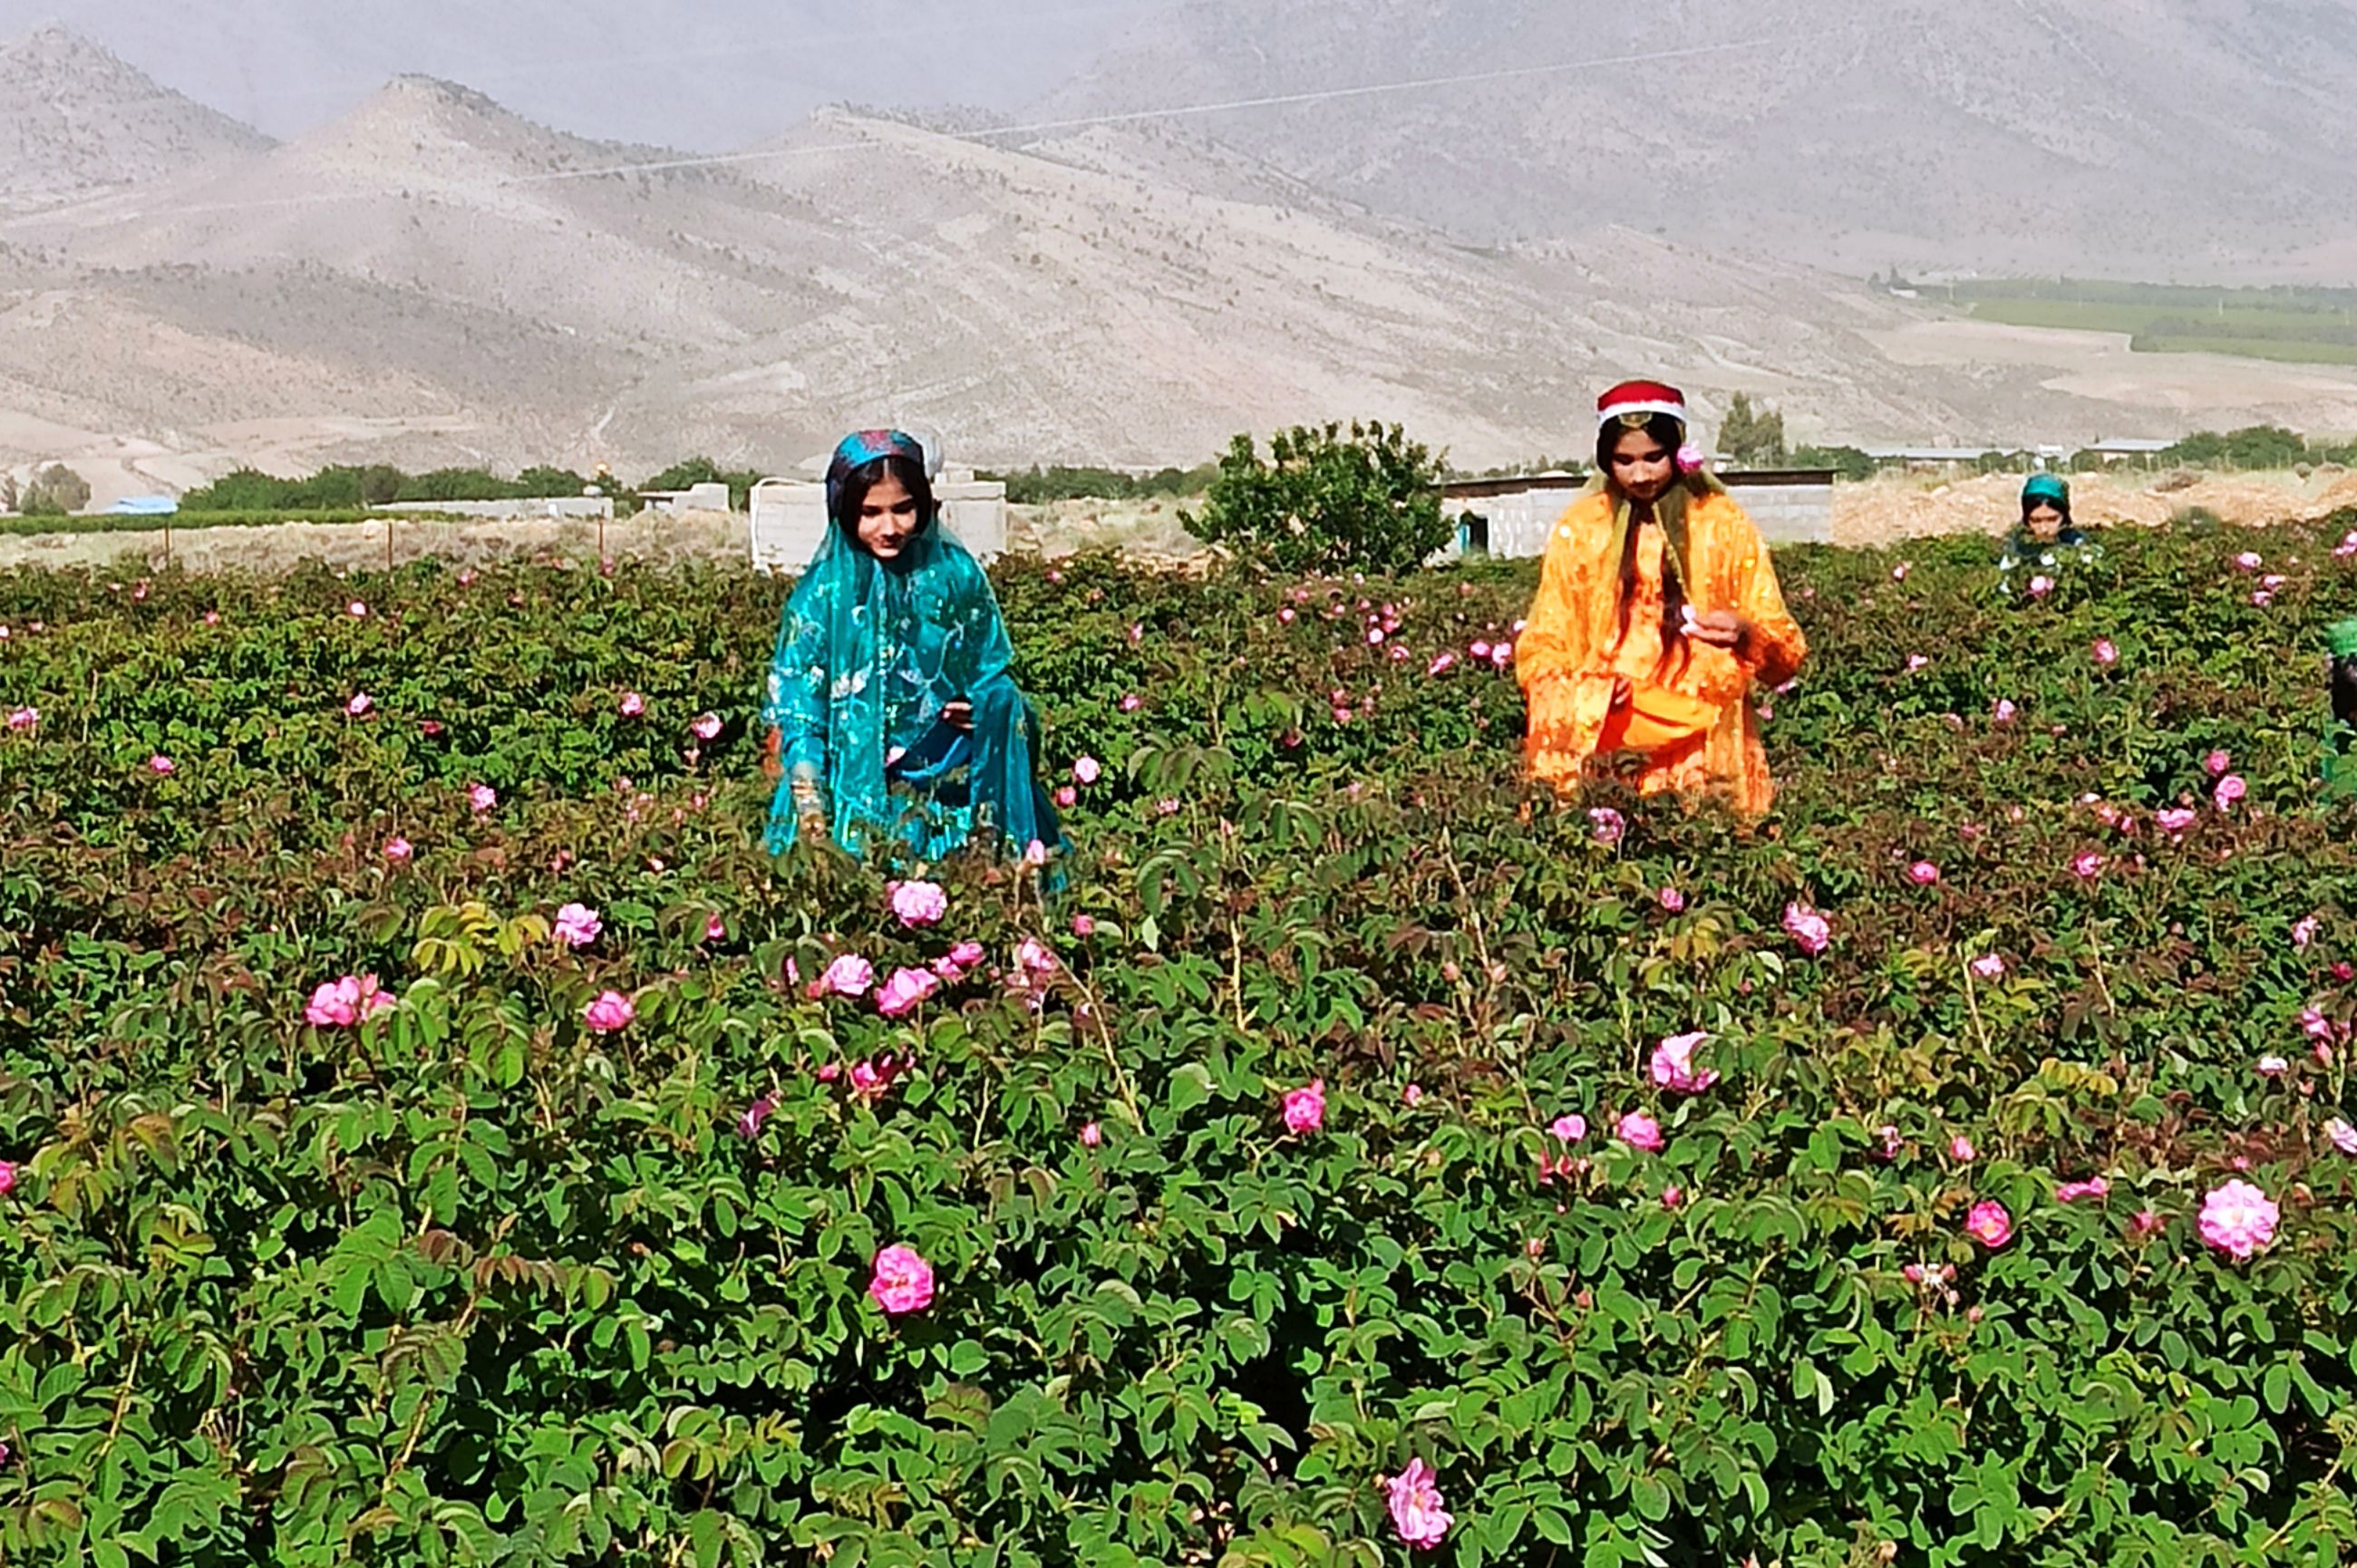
[0,470,15,514]
[1719,394,1788,468]
[23,463,91,516]
[1182,421,1450,574]
[1789,444,1877,481]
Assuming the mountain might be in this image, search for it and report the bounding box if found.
[1044,0,2357,280]
[0,24,268,210]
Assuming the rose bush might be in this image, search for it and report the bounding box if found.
[2,522,2356,1563]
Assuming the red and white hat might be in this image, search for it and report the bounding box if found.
[1596,380,1689,429]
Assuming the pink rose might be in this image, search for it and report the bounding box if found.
[2213,775,2246,810]
[1071,914,1095,938]
[1384,1457,1453,1549]
[2028,575,2054,598]
[583,990,635,1033]
[1893,562,1912,581]
[148,754,175,776]
[1425,652,1457,677]
[305,974,395,1028]
[2131,1207,2163,1237]
[1992,698,2016,725]
[1120,692,1143,711]
[1402,1083,1424,1107]
[1470,640,1490,659]
[383,836,414,864]
[814,954,876,1000]
[1658,886,1685,913]
[619,691,645,717]
[2056,1177,2110,1203]
[1906,860,1940,886]
[691,711,722,740]
[2293,915,2319,950]
[4,706,34,731]
[704,914,726,942]
[1661,1185,1684,1208]
[1588,807,1626,847]
[1950,1136,1976,1163]
[1964,1200,2013,1249]
[2157,807,2197,835]
[2198,1179,2278,1261]
[1283,1079,1326,1135]
[735,1094,777,1140]
[868,1244,936,1315]
[345,692,373,717]
[1877,1124,1904,1161]
[2071,851,2105,880]
[1969,953,2005,979]
[468,783,497,813]
[2235,551,2263,570]
[0,1159,13,1195]
[2257,1054,2288,1078]
[1072,756,1103,787]
[553,902,602,948]
[1080,1121,1102,1147]
[1278,606,1295,624]
[2205,750,2232,777]
[1905,653,1929,673]
[875,965,940,1018]
[1549,1113,1587,1144]
[1649,1031,1720,1094]
[1783,903,1831,955]
[346,599,368,618]
[1615,1111,1664,1153]
[2091,639,2118,666]
[1055,785,1078,808]
[2325,1118,2357,1157]
[1489,641,1513,668]
[889,880,948,928]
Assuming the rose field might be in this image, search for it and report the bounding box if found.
[7,517,2357,1568]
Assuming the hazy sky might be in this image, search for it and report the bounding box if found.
[7,0,1165,146]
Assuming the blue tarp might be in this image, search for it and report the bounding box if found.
[108,497,179,516]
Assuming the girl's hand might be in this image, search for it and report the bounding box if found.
[762,727,784,781]
[1688,610,1751,650]
[941,700,975,733]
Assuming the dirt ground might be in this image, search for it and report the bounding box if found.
[5,474,2352,576]
[1829,466,2357,547]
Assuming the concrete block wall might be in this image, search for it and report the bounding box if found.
[750,476,1007,576]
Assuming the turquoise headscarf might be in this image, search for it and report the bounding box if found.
[2022,474,2071,510]
[763,431,1061,863]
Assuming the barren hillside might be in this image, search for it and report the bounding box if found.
[0,24,269,210]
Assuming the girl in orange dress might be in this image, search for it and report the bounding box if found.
[1517,381,1807,816]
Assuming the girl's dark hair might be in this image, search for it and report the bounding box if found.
[832,452,936,544]
[1598,412,1698,667]
[2022,494,2072,525]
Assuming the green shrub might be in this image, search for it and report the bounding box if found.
[2,525,2357,1564]
[1183,421,1450,574]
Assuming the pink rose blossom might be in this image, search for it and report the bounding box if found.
[1906,860,1940,886]
[1658,886,1685,913]
[2197,1179,2278,1261]
[2324,1118,2357,1157]
[2028,575,2053,598]
[1615,1111,1664,1153]
[735,1093,777,1140]
[1072,755,1102,786]
[1470,640,1490,660]
[2090,639,2119,666]
[1384,1458,1453,1549]
[5,706,34,731]
[2235,551,2263,570]
[2293,915,2319,950]
[1277,606,1295,624]
[1080,1121,1103,1147]
[1283,1079,1326,1135]
[1549,1113,1587,1144]
[1402,1083,1424,1107]
[619,691,645,717]
[2131,1208,2162,1237]
[1425,652,1457,677]
[383,836,413,864]
[2157,808,2197,835]
[1877,1124,1904,1161]
[0,1159,13,1195]
[1893,562,1912,581]
[345,692,373,717]
[1055,785,1078,808]
[1783,903,1831,955]
[2071,852,2105,880]
[1588,807,1626,847]
[2205,750,2232,777]
[1992,698,2016,725]
[1950,1136,1976,1163]
[2257,1054,2289,1077]
[1120,692,1142,711]
[304,974,396,1028]
[1650,1031,1720,1094]
[703,913,726,942]
[689,711,722,741]
[2213,775,2246,811]
[1905,653,1929,673]
[148,754,175,775]
[468,783,497,813]
[889,880,948,928]
[876,966,940,1017]
[1071,915,1095,938]
[1158,797,1180,816]
[868,1244,936,1314]
[2056,1177,2110,1203]
[583,990,635,1033]
[346,599,368,618]
[1969,953,2005,979]
[1964,1200,2013,1249]
[813,954,876,1000]
[553,903,602,948]
[1662,1185,1684,1209]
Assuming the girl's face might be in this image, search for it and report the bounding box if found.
[1609,425,1675,504]
[2025,503,2066,542]
[855,473,922,559]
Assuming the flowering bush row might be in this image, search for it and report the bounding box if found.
[2,519,2357,1564]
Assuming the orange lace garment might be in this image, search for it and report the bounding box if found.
[1517,488,1806,816]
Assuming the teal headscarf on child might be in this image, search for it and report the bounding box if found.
[762,430,1057,861]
